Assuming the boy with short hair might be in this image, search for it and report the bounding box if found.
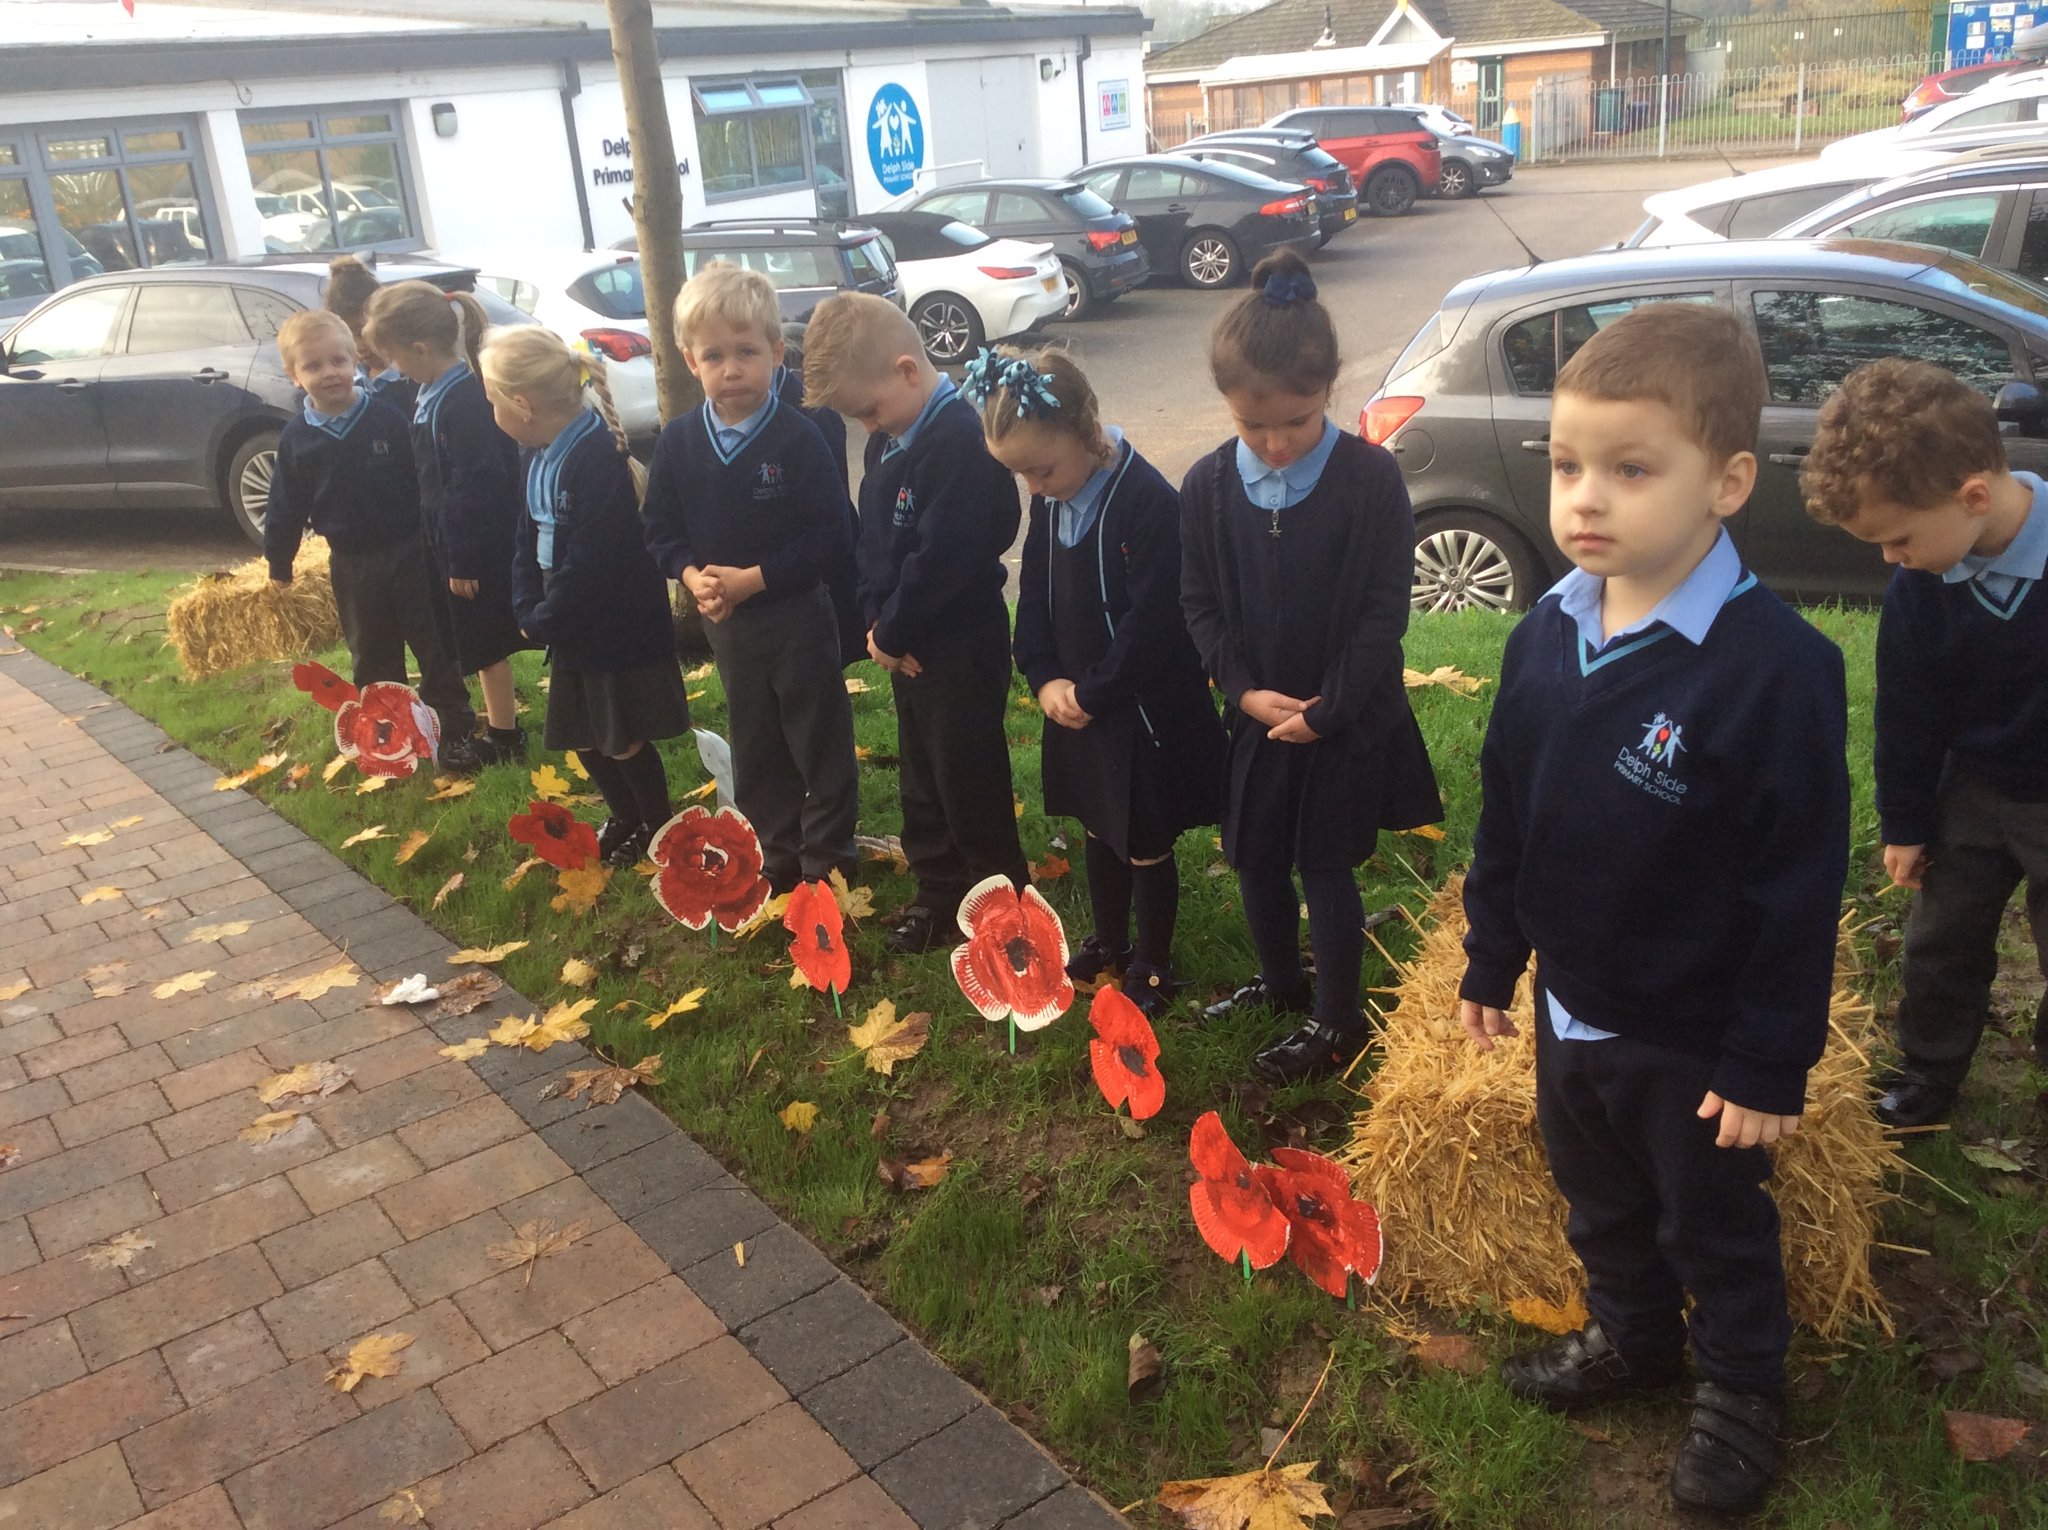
[1459,302,1849,1517]
[1801,356,2048,1125]
[641,262,858,893]
[265,310,473,748]
[803,294,1028,951]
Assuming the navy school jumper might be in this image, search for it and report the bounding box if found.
[263,393,421,579]
[411,367,531,671]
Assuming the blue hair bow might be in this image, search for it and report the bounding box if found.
[962,347,1061,419]
[1259,268,1318,307]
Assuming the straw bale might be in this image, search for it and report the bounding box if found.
[1341,878,1902,1338]
[166,540,339,679]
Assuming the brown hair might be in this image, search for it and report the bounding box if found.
[1554,301,1763,463]
[975,345,1108,460]
[674,261,782,349]
[1801,357,2006,524]
[363,281,490,377]
[801,292,924,410]
[276,309,354,372]
[1209,249,1340,398]
[322,254,382,333]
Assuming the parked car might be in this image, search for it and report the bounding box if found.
[1175,131,1360,243]
[1382,108,1515,198]
[1069,155,1318,288]
[1828,70,2048,158]
[0,260,526,546]
[899,178,1147,320]
[1903,58,2040,119]
[458,249,659,440]
[612,219,901,324]
[1396,102,1476,138]
[1620,150,1960,247]
[1361,239,2048,610]
[1261,106,1442,215]
[858,211,1066,364]
[1772,155,2048,285]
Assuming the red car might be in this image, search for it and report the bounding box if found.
[1263,106,1442,216]
[1903,59,2037,118]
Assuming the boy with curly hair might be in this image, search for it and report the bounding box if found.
[1802,357,2048,1125]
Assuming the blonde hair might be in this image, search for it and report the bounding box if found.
[481,326,636,457]
[976,345,1108,461]
[364,281,490,376]
[674,262,782,349]
[802,292,924,410]
[276,309,355,372]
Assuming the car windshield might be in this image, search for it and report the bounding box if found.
[684,246,838,290]
[1057,187,1118,219]
[1914,252,2048,323]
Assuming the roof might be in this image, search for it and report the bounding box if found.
[1147,0,1691,74]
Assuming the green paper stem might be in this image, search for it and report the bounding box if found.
[1346,1275,1356,1311]
[1009,1017,1017,1054]
[1241,1249,1252,1285]
[832,984,842,1020]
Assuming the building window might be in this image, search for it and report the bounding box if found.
[37,122,215,286]
[692,77,815,201]
[241,107,417,254]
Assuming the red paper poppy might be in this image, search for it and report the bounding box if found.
[293,660,358,713]
[784,878,851,994]
[508,799,600,871]
[1188,1110,1290,1270]
[1087,984,1165,1120]
[1253,1146,1383,1298]
[949,873,1073,1032]
[648,805,770,933]
[333,681,438,779]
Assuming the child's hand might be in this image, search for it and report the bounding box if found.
[700,564,765,610]
[866,630,921,678]
[1037,679,1091,730]
[1268,706,1322,744]
[1239,689,1308,728]
[1459,999,1518,1052]
[1883,844,1929,890]
[269,578,292,590]
[449,578,478,600]
[1697,1092,1801,1149]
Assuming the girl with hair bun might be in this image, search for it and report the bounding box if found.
[1179,249,1443,1083]
[322,255,416,416]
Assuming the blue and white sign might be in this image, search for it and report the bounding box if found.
[867,83,924,195]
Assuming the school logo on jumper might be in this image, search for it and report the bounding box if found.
[893,486,916,527]
[1614,710,1688,804]
[554,490,572,515]
[1637,712,1685,767]
[370,437,391,457]
[752,461,788,501]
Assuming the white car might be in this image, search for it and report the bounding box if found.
[1825,69,2048,159]
[1622,149,1963,247]
[1400,102,1475,138]
[861,212,1066,365]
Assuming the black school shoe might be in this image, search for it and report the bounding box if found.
[439,734,486,777]
[1874,1070,1958,1129]
[884,905,944,955]
[599,820,651,869]
[1669,1382,1787,1516]
[1201,975,1313,1025]
[1249,1020,1365,1086]
[475,726,529,766]
[1122,959,1172,1021]
[1067,934,1131,984]
[1500,1321,1685,1412]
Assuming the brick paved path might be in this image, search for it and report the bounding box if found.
[0,649,1122,1530]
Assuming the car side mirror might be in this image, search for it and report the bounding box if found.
[1994,379,2048,437]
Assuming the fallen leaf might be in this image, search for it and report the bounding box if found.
[877,1151,953,1191]
[394,829,433,865]
[439,1037,490,1061]
[108,815,144,829]
[240,1110,305,1144]
[79,886,123,906]
[428,970,502,1019]
[1157,1460,1333,1529]
[1410,1333,1487,1375]
[870,1109,891,1140]
[1116,1115,1148,1141]
[1960,1139,2030,1174]
[355,775,389,795]
[426,778,475,802]
[564,753,589,781]
[82,1231,156,1271]
[0,980,29,1002]
[488,1219,589,1286]
[565,1055,662,1105]
[285,764,311,787]
[646,987,708,1030]
[271,961,359,1002]
[152,970,213,999]
[449,941,528,965]
[559,957,598,989]
[326,1331,414,1392]
[854,744,873,761]
[843,675,870,694]
[847,1000,932,1077]
[686,661,716,681]
[1945,1410,2031,1463]
[341,824,388,848]
[1399,823,1447,841]
[378,1484,441,1525]
[686,779,718,801]
[185,921,251,944]
[1013,794,1025,820]
[1403,664,1488,695]
[781,1100,820,1134]
[1128,1332,1165,1404]
[827,867,875,922]
[1034,1284,1062,1308]
[62,827,113,847]
[215,752,287,791]
[490,1014,540,1050]
[1031,854,1071,882]
[1508,1295,1590,1336]
[322,755,350,784]
[550,863,610,915]
[530,764,571,802]
[735,1240,748,1266]
[259,1060,353,1105]
[501,856,543,891]
[0,1143,18,1170]
[431,873,464,910]
[524,998,595,1051]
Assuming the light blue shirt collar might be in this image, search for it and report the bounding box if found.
[525,408,604,571]
[302,386,367,438]
[412,361,470,427]
[1552,526,1743,654]
[703,393,776,463]
[1942,471,2048,604]
[1234,419,1339,511]
[881,375,956,462]
[1052,428,1127,548]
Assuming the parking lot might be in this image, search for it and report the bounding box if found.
[0,157,1756,573]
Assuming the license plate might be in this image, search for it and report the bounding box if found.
[1120,229,1137,246]
[1343,205,1357,222]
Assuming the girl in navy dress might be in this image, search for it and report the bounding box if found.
[365,281,534,772]
[481,326,690,865]
[976,346,1225,1019]
[1180,250,1443,1083]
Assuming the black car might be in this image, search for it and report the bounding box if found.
[1363,239,2048,610]
[0,259,526,546]
[1069,155,1319,290]
[1175,131,1360,245]
[1383,110,1517,199]
[1775,155,2048,284]
[902,178,1147,320]
[612,219,899,324]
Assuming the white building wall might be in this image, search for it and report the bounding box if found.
[841,54,932,213]
[403,88,581,254]
[1081,39,1146,162]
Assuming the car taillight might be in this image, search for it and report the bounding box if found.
[977,265,1038,280]
[1362,394,1423,445]
[1259,195,1310,217]
[580,327,651,362]
[1086,228,1124,251]
[1304,176,1331,192]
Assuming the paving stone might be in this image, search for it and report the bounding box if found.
[125,1174,307,1280]
[394,1092,526,1170]
[559,1274,725,1386]
[58,1042,174,1106]
[676,1400,860,1529]
[144,1115,331,1212]
[497,1172,619,1239]
[257,1004,415,1071]
[0,1121,164,1222]
[0,1443,142,1530]
[0,1318,86,1411]
[737,1278,907,1397]
[577,1130,726,1222]
[0,1239,128,1324]
[545,1336,785,1492]
[312,1060,490,1150]
[0,1016,63,1064]
[258,1255,414,1360]
[681,1222,839,1332]
[376,1133,570,1241]
[24,1171,160,1257]
[454,1221,669,1351]
[159,1047,275,1111]
[160,1309,288,1407]
[466,1038,589,1093]
[286,1133,423,1216]
[70,1244,283,1369]
[802,1341,980,1469]
[536,1093,672,1173]
[347,1297,491,1411]
[997,1484,1131,1529]
[51,1077,170,1146]
[334,1029,451,1093]
[871,1408,1068,1529]
[149,1089,269,1160]
[224,1387,472,1530]
[544,1468,718,1530]
[260,1198,404,1289]
[771,1476,919,1530]
[158,996,325,1069]
[0,1077,68,1132]
[329,1426,588,1530]
[380,1207,518,1305]
[504,1062,600,1131]
[18,1025,127,1080]
[0,1351,183,1489]
[434,1330,603,1449]
[629,1176,781,1272]
[116,1483,243,1530]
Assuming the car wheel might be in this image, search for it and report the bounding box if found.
[1439,159,1477,199]
[1181,230,1239,289]
[1364,166,1420,216]
[911,293,983,365]
[1057,260,1095,321]
[225,431,278,548]
[1410,512,1539,613]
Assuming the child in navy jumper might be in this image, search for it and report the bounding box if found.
[978,344,1224,1017]
[777,330,864,665]
[263,310,468,735]
[641,264,857,892]
[366,281,535,772]
[482,326,689,866]
[1180,251,1441,1084]
[1802,357,2048,1125]
[804,292,1028,952]
[1459,302,1849,1518]
[323,255,418,418]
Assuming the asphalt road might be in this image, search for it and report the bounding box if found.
[0,157,1765,575]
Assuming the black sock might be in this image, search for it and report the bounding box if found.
[1236,863,1306,994]
[488,723,522,742]
[615,744,671,828]
[1301,867,1365,1031]
[577,750,636,825]
[1083,833,1133,954]
[1131,853,1180,969]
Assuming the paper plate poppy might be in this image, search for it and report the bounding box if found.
[1253,1146,1384,1298]
[293,660,358,713]
[1188,1110,1289,1270]
[334,681,439,779]
[785,878,851,995]
[508,799,600,872]
[648,805,770,933]
[1087,984,1165,1120]
[949,874,1074,1032]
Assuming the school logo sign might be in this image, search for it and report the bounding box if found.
[867,84,924,195]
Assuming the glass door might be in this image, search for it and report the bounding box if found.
[804,73,850,219]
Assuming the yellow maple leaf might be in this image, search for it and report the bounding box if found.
[0,980,29,1003]
[109,815,144,830]
[62,827,113,847]
[449,940,528,965]
[431,873,464,910]
[524,998,595,1051]
[322,756,350,784]
[559,957,598,989]
[780,1100,820,1134]
[258,1060,353,1104]
[530,764,571,802]
[239,1109,304,1144]
[271,961,360,1001]
[645,987,708,1030]
[1403,664,1489,696]
[439,1037,490,1061]
[286,764,311,786]
[185,920,251,944]
[426,777,475,802]
[152,970,214,998]
[549,863,610,915]
[847,1000,932,1077]
[487,1219,588,1287]
[325,1332,414,1393]
[79,886,123,906]
[827,867,875,922]
[732,890,792,941]
[341,824,388,848]
[564,1055,661,1105]
[1155,1461,1334,1529]
[502,857,543,891]
[488,1014,540,1048]
[215,752,286,792]
[393,829,432,865]
[82,1230,155,1270]
[1508,1295,1591,1336]
[564,753,589,782]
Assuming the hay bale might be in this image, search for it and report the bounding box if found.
[1340,878,1902,1339]
[166,541,340,680]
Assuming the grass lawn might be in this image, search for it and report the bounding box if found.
[3,566,2045,1527]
